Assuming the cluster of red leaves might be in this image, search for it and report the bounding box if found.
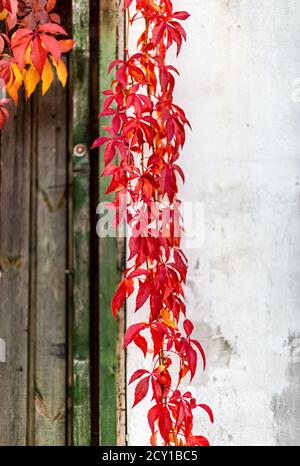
[0,0,73,128]
[94,0,213,446]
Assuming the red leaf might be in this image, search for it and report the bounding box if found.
[127,268,149,279]
[91,136,111,149]
[187,435,210,446]
[124,322,148,348]
[187,346,197,380]
[150,325,165,357]
[198,404,214,423]
[151,378,163,403]
[172,11,190,21]
[158,406,172,443]
[152,23,166,47]
[150,292,162,322]
[129,369,149,384]
[11,30,32,69]
[104,141,116,165]
[183,319,194,338]
[111,278,134,318]
[132,376,150,407]
[38,23,68,36]
[134,334,148,357]
[135,279,151,311]
[191,338,206,371]
[30,36,47,76]
[147,404,161,432]
[108,59,123,73]
[40,33,62,63]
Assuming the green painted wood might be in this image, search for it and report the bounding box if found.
[99,0,121,446]
[71,0,91,446]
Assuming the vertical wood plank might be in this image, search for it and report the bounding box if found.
[34,78,68,445]
[99,0,121,446]
[0,99,31,445]
[71,0,92,446]
[116,3,127,446]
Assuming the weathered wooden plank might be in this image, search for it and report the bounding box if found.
[116,3,126,446]
[89,0,100,445]
[99,0,121,446]
[0,98,31,445]
[34,77,68,445]
[71,0,92,446]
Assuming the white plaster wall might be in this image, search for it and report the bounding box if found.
[127,0,300,446]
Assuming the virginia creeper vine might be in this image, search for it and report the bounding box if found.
[93,0,213,446]
[0,0,73,128]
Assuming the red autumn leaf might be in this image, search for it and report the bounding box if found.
[111,278,134,318]
[187,435,210,447]
[150,324,166,357]
[158,406,172,443]
[186,345,197,380]
[183,319,194,338]
[198,404,214,423]
[147,404,161,432]
[134,333,148,357]
[135,279,151,311]
[11,29,33,69]
[172,11,190,21]
[127,268,149,279]
[191,338,206,371]
[30,36,47,76]
[129,368,149,384]
[124,322,148,348]
[151,378,163,403]
[40,33,62,62]
[91,136,111,149]
[132,375,150,407]
[104,141,116,165]
[38,22,67,36]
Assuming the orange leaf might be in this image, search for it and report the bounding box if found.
[6,63,22,104]
[0,10,8,21]
[59,39,75,53]
[46,0,57,12]
[23,65,40,99]
[150,431,158,446]
[55,58,67,87]
[160,308,177,329]
[41,58,54,95]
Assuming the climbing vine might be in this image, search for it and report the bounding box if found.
[0,0,73,128]
[93,0,213,446]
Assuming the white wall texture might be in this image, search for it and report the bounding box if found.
[127,0,300,446]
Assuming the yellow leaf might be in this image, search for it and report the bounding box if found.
[23,65,40,100]
[55,59,67,87]
[41,58,54,95]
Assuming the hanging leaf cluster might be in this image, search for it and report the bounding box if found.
[94,0,213,446]
[0,0,74,128]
